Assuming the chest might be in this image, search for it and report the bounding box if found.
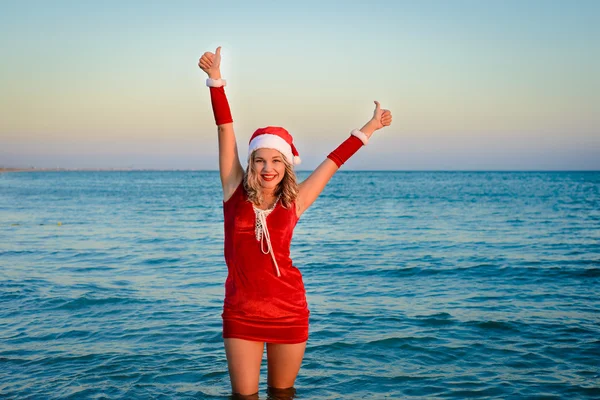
[230,200,298,239]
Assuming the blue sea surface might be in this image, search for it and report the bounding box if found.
[1,171,599,399]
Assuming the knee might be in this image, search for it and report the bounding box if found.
[230,381,259,398]
[231,390,259,400]
[267,385,296,399]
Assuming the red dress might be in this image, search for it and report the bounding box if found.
[221,181,310,344]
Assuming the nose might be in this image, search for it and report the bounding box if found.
[261,161,273,172]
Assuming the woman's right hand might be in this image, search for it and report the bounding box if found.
[198,46,222,79]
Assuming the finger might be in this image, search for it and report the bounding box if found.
[215,46,222,56]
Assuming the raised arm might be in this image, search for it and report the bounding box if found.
[198,47,244,201]
[296,101,392,217]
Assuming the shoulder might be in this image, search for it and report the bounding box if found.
[223,179,244,204]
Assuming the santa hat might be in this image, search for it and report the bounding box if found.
[248,126,301,166]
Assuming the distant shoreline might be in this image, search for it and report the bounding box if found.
[0,168,145,173]
[1,168,42,173]
[0,168,221,173]
[0,168,225,173]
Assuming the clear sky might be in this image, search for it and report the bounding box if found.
[1,0,598,170]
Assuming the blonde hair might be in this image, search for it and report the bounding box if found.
[244,149,299,208]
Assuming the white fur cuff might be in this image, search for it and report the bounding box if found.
[206,78,227,88]
[351,129,369,145]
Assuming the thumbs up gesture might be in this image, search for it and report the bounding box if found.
[198,46,222,79]
[371,101,392,130]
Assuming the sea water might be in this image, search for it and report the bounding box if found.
[1,171,599,399]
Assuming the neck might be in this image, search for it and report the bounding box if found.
[261,188,277,200]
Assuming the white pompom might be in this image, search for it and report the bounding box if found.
[293,156,301,165]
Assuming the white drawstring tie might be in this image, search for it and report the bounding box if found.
[254,196,281,277]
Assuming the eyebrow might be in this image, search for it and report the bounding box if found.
[255,156,282,160]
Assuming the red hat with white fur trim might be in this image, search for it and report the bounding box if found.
[248,126,301,166]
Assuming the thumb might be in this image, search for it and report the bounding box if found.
[374,100,381,112]
[215,46,222,56]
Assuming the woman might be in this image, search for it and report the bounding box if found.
[198,47,392,399]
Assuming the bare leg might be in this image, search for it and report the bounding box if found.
[224,338,265,396]
[266,341,306,396]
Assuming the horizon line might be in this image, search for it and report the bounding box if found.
[2,168,599,173]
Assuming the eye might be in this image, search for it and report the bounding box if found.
[274,159,281,163]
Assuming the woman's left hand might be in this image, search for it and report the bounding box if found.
[371,101,392,130]
[360,101,392,136]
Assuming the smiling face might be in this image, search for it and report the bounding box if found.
[251,148,287,191]
[244,147,298,208]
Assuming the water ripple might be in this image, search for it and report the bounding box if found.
[1,171,599,398]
